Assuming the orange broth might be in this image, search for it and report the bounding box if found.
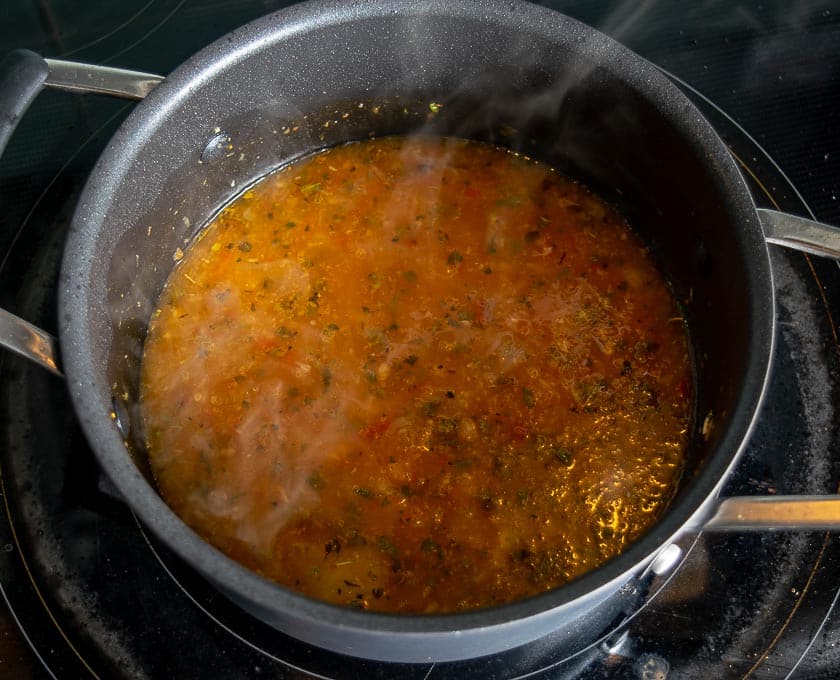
[139,136,691,613]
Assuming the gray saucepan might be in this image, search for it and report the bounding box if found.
[1,0,839,663]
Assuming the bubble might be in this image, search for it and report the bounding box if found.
[200,131,232,163]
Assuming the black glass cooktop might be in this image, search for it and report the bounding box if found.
[0,2,838,678]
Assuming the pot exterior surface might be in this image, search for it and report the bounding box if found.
[57,0,773,661]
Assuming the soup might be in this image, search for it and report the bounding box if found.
[139,136,691,613]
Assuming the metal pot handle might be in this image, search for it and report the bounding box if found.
[0,50,163,376]
[700,211,840,530]
[758,208,840,259]
[684,210,840,531]
[701,495,840,531]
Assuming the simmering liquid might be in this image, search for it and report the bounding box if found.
[140,137,691,613]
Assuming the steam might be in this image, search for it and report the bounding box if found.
[123,2,709,607]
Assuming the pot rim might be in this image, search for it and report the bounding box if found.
[57,0,775,646]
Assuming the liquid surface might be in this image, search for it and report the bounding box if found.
[140,137,691,613]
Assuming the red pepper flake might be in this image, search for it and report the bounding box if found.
[360,417,392,439]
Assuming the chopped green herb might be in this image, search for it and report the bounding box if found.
[367,272,382,290]
[522,386,536,409]
[377,535,398,556]
[553,447,574,465]
[308,472,326,490]
[301,182,321,197]
[421,538,442,557]
[421,401,441,417]
[434,417,459,438]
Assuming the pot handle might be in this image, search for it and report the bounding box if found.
[0,50,164,376]
[708,213,840,527]
[42,56,163,100]
[0,309,62,376]
[701,495,840,531]
[758,208,840,259]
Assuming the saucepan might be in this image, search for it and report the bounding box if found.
[1,0,839,663]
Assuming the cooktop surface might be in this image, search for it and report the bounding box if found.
[0,1,838,678]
